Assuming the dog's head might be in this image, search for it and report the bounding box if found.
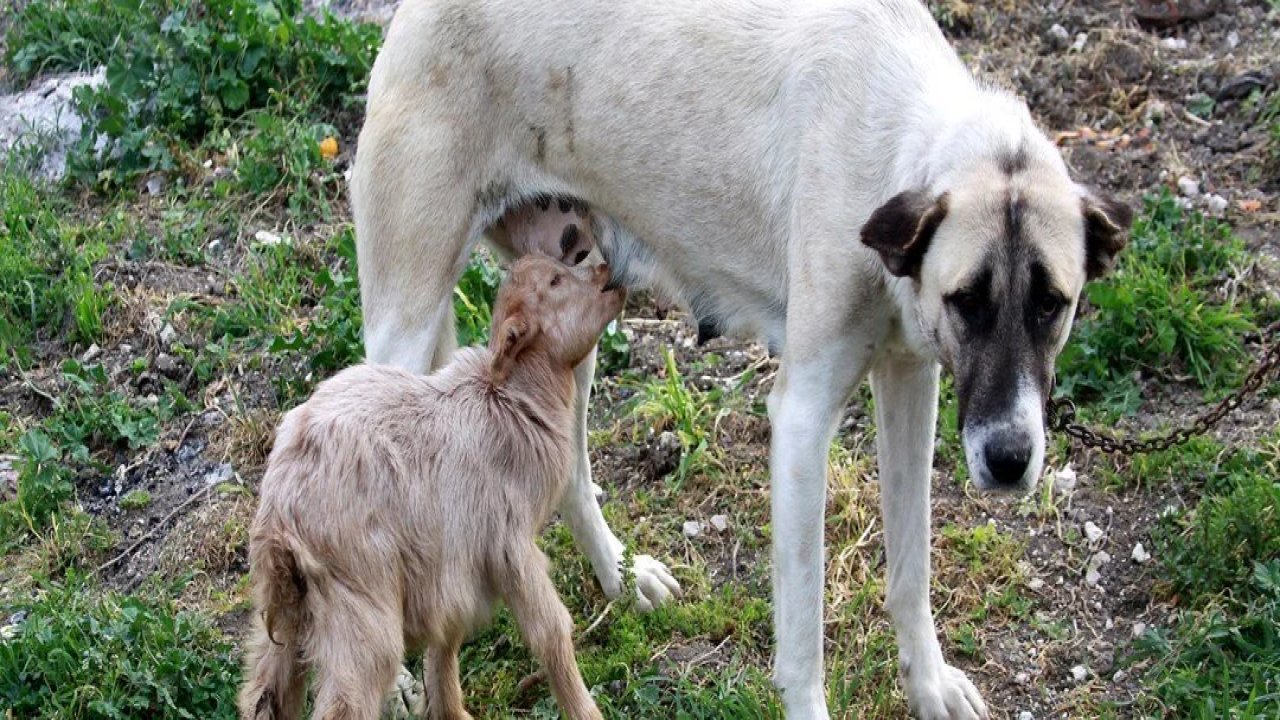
[861,153,1131,492]
[490,256,626,382]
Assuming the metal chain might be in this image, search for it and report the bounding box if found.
[1046,321,1280,456]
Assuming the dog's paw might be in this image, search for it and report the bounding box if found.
[630,554,681,612]
[905,663,989,720]
[380,664,426,720]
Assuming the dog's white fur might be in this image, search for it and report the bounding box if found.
[351,2,1129,718]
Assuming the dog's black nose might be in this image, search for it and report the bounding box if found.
[983,438,1031,488]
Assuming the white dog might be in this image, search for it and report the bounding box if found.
[350,1,1131,718]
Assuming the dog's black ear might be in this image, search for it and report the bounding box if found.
[860,190,949,278]
[1081,191,1133,280]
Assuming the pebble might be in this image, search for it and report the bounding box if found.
[145,176,164,195]
[1226,30,1239,49]
[80,343,102,363]
[1131,542,1150,564]
[1113,669,1127,683]
[1046,23,1070,50]
[1071,665,1088,683]
[1018,712,1034,720]
[1054,465,1077,494]
[1177,176,1200,198]
[682,520,703,538]
[1143,99,1167,125]
[1070,32,1088,52]
[204,463,234,486]
[709,514,729,532]
[1132,622,1147,638]
[1084,521,1104,543]
[1205,194,1228,216]
[155,352,178,374]
[254,230,288,247]
[1015,672,1030,685]
[158,322,178,347]
[1028,577,1045,591]
[1160,37,1188,51]
[1085,567,1103,587]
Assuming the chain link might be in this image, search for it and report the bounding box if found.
[1046,321,1280,456]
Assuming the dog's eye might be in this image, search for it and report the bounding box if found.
[1037,294,1064,323]
[550,274,563,287]
[946,289,982,315]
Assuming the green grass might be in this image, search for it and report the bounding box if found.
[0,169,116,361]
[1124,437,1280,717]
[1057,192,1269,413]
[6,0,381,188]
[0,574,241,720]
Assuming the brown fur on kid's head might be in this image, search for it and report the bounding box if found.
[489,256,626,383]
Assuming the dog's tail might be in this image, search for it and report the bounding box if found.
[238,526,314,720]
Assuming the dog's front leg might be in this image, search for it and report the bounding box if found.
[768,342,872,720]
[870,355,989,720]
[558,347,681,610]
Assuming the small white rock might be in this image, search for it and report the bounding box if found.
[1132,622,1147,638]
[1018,712,1035,720]
[80,343,101,363]
[1131,542,1151,564]
[682,520,703,538]
[1144,100,1168,125]
[1160,37,1188,51]
[709,514,729,532]
[1047,23,1070,47]
[1054,465,1077,494]
[1071,665,1088,683]
[158,322,178,346]
[1085,567,1103,587]
[145,176,164,195]
[254,230,288,247]
[1177,176,1200,198]
[1113,669,1127,683]
[1226,30,1239,49]
[1084,521,1104,543]
[1205,194,1228,216]
[1071,32,1088,52]
[1028,577,1045,591]
[204,463,234,486]
[1015,672,1030,685]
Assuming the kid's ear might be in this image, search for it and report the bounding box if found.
[490,313,535,384]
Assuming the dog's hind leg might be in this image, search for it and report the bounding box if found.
[870,355,989,720]
[558,347,681,610]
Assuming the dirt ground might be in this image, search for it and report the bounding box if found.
[4,1,1279,718]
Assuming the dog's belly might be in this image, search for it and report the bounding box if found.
[379,0,945,347]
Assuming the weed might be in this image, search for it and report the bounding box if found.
[0,169,112,361]
[0,429,72,547]
[632,349,728,485]
[1127,437,1280,716]
[117,489,152,511]
[6,0,381,185]
[1058,192,1264,411]
[0,574,240,719]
